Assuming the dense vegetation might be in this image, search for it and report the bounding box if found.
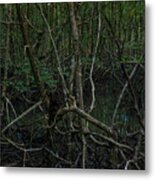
[0,1,145,169]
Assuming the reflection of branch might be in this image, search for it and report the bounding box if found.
[2,101,42,133]
[89,4,101,113]
[121,64,144,130]
[112,64,138,124]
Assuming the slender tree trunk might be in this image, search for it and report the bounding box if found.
[68,2,86,168]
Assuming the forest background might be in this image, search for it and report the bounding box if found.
[0,0,145,169]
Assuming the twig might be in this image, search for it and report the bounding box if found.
[5,96,17,118]
[44,147,72,165]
